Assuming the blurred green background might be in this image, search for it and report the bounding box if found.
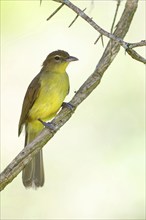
[1,0,145,219]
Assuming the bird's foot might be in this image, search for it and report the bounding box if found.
[62,102,75,111]
[38,118,55,130]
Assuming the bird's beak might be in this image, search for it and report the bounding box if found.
[66,56,79,62]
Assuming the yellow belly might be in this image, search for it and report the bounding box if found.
[28,71,69,122]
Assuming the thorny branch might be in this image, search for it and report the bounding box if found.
[0,0,143,191]
[48,0,145,64]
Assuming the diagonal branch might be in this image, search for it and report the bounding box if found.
[0,0,139,191]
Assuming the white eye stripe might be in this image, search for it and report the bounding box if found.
[54,55,61,60]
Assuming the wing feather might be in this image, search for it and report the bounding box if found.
[18,73,41,136]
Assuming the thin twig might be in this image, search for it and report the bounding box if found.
[126,48,146,64]
[127,40,146,49]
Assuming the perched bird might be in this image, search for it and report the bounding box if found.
[18,50,78,188]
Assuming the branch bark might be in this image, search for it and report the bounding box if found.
[0,0,139,191]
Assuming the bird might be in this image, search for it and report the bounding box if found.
[18,50,78,188]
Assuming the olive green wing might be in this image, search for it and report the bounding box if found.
[18,73,41,136]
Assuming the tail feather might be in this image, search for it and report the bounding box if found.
[22,125,44,188]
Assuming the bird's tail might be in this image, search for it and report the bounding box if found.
[22,123,44,188]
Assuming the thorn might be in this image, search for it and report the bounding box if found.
[94,34,101,45]
[68,8,86,28]
[101,35,104,47]
[46,3,64,21]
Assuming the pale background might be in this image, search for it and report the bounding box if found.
[1,0,145,219]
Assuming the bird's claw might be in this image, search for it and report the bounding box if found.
[38,118,55,130]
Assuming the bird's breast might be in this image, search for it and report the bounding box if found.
[28,71,69,121]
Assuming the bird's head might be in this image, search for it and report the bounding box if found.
[42,50,78,73]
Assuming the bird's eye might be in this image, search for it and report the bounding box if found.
[54,55,60,61]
